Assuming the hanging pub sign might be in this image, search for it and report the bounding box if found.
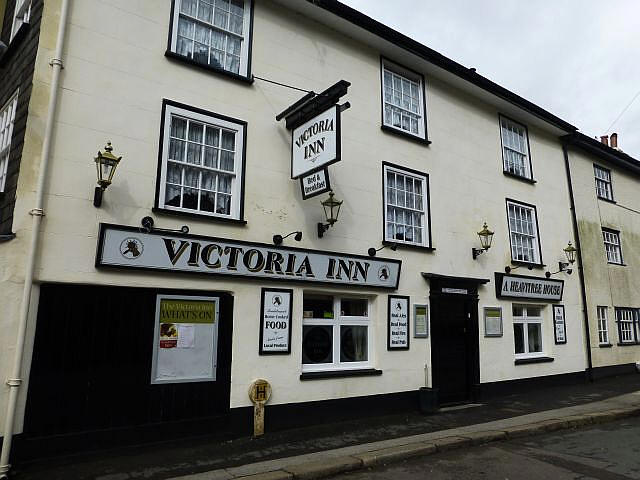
[291,105,341,179]
[259,288,293,354]
[300,167,331,200]
[96,224,401,289]
[388,295,410,350]
[494,273,564,301]
[553,305,567,344]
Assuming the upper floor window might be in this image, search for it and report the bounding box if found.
[506,199,541,264]
[594,164,613,201]
[500,116,532,180]
[381,58,427,140]
[0,91,19,193]
[602,229,623,265]
[597,306,610,345]
[615,308,639,345]
[169,0,252,77]
[10,0,31,41]
[156,101,246,220]
[383,163,431,248]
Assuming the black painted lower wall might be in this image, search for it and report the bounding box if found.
[475,370,589,401]
[592,362,638,380]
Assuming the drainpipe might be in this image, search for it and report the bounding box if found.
[0,0,71,476]
[562,144,594,382]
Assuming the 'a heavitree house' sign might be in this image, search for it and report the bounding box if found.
[495,273,564,301]
[97,224,401,289]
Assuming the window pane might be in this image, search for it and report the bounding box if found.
[171,117,187,139]
[203,146,218,168]
[340,326,368,362]
[183,188,198,209]
[218,174,232,193]
[201,171,216,190]
[302,325,333,364]
[169,139,185,162]
[165,185,181,207]
[216,193,231,214]
[514,323,524,354]
[180,0,197,16]
[197,0,213,22]
[166,162,182,184]
[186,143,202,164]
[340,299,368,316]
[528,323,542,352]
[303,295,333,319]
[220,150,234,171]
[200,191,216,212]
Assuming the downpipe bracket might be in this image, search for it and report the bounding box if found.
[49,57,64,69]
[29,208,44,217]
[6,378,22,387]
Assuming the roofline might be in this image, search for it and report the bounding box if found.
[306,0,578,133]
[562,132,640,176]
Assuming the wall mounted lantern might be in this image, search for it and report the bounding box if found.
[546,242,578,278]
[472,222,494,259]
[317,192,343,238]
[93,142,122,207]
[273,231,303,246]
[368,243,397,257]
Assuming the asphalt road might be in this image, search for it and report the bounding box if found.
[334,416,640,480]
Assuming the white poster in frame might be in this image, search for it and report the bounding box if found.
[259,288,293,354]
[484,307,503,337]
[388,295,410,350]
[414,304,428,338]
[151,294,219,384]
[553,305,567,344]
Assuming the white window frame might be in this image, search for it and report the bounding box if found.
[169,0,252,77]
[383,163,430,248]
[597,306,609,345]
[513,305,545,359]
[0,91,19,193]
[594,164,613,201]
[10,0,31,41]
[602,229,623,265]
[615,308,639,345]
[302,294,372,373]
[381,58,426,140]
[506,200,542,265]
[157,102,244,220]
[500,116,532,180]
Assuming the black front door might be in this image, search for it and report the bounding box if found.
[430,291,479,405]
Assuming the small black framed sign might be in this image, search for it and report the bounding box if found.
[300,167,331,200]
[388,295,410,350]
[259,288,293,354]
[484,307,503,337]
[553,305,567,344]
[413,304,428,338]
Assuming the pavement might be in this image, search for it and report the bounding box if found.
[11,373,640,480]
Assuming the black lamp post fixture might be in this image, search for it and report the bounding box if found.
[546,242,578,278]
[273,231,303,246]
[140,216,189,234]
[472,222,494,259]
[317,192,343,238]
[93,142,122,207]
[368,243,397,257]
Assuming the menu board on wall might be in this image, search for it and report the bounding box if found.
[414,304,428,338]
[151,295,219,384]
[259,288,293,354]
[388,295,410,350]
[553,305,567,344]
[484,307,503,337]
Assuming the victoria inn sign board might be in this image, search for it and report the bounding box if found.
[291,105,341,179]
[96,224,401,289]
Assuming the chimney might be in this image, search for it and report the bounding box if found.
[600,135,609,146]
[610,133,618,149]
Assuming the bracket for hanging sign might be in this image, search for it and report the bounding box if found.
[300,167,331,200]
[276,80,351,180]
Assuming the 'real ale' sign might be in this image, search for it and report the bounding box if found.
[96,224,401,289]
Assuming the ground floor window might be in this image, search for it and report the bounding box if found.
[615,308,639,344]
[597,306,609,345]
[513,305,543,357]
[302,294,370,372]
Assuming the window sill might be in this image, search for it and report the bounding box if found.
[152,207,247,225]
[0,23,30,67]
[164,51,254,85]
[0,233,16,243]
[616,342,639,347]
[300,368,382,381]
[514,356,554,365]
[597,196,616,204]
[607,262,626,267]
[503,171,536,184]
[383,240,435,253]
[509,260,546,270]
[599,343,613,348]
[380,125,431,146]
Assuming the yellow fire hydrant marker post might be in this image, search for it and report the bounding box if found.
[249,379,272,437]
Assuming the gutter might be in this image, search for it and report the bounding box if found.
[562,144,594,382]
[0,0,71,476]
[307,0,578,133]
[562,132,640,176]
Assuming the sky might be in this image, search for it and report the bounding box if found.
[340,0,640,158]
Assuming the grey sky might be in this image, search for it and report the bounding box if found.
[341,0,640,158]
